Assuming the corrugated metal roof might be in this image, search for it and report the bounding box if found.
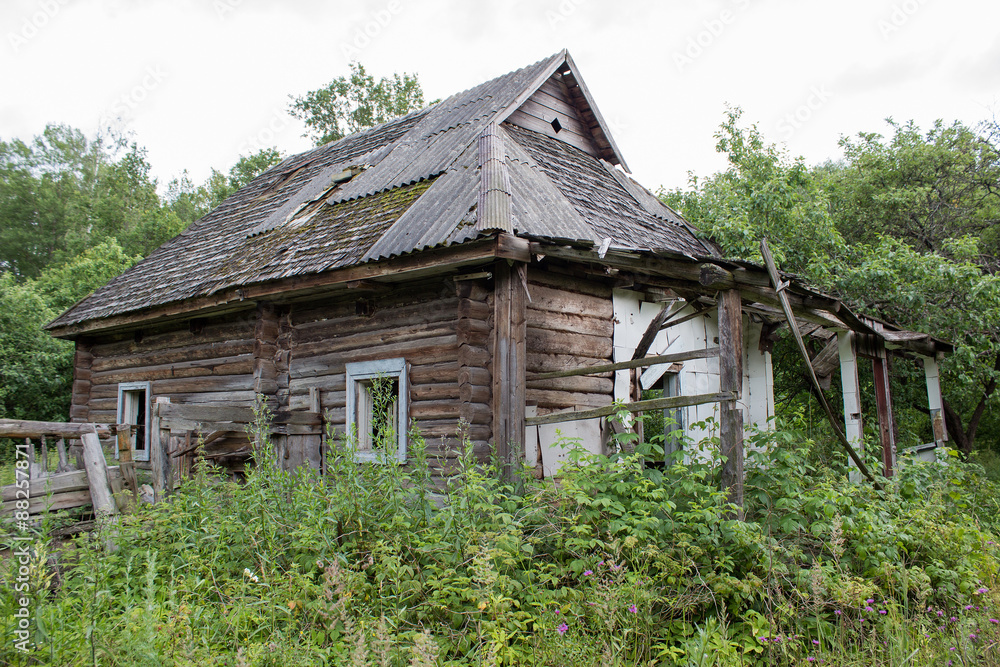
[48,51,717,332]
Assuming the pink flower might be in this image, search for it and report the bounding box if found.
[758,637,768,643]
[834,610,842,615]
[812,639,820,645]
[879,609,887,615]
[990,618,999,624]
[583,570,593,576]
[557,622,568,635]
[628,604,637,614]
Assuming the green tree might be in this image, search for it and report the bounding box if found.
[289,62,425,146]
[202,147,284,209]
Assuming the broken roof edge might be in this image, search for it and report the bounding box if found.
[526,240,953,357]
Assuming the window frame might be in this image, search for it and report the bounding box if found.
[116,381,152,462]
[345,358,408,463]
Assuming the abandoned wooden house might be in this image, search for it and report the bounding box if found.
[42,50,952,505]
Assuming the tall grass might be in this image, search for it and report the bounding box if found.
[2,410,1000,665]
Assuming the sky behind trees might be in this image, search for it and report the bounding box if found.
[1,0,998,192]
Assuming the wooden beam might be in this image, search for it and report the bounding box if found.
[759,239,882,490]
[492,260,527,485]
[525,392,736,427]
[872,354,896,478]
[115,424,140,505]
[151,397,171,502]
[0,419,112,439]
[631,302,683,361]
[528,347,719,381]
[718,289,745,513]
[80,429,118,520]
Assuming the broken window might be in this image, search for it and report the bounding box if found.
[345,358,408,463]
[116,381,151,462]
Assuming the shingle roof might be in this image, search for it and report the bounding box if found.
[48,50,716,333]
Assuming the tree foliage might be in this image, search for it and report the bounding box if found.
[289,62,425,146]
[663,108,1000,454]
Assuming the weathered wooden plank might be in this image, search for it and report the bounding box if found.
[0,420,113,439]
[80,430,118,518]
[527,284,613,318]
[294,297,459,339]
[525,308,614,338]
[528,264,614,298]
[90,319,255,359]
[492,261,527,485]
[293,322,456,358]
[412,383,461,401]
[151,397,171,502]
[3,489,93,515]
[527,328,613,360]
[526,392,737,427]
[91,357,253,384]
[115,425,139,504]
[527,352,612,375]
[528,347,719,381]
[290,335,459,379]
[526,389,612,409]
[526,375,614,394]
[718,289,744,513]
[508,109,598,156]
[152,374,254,395]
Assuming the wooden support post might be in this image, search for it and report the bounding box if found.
[838,332,865,483]
[39,435,48,475]
[151,397,171,502]
[308,387,323,471]
[492,260,527,487]
[55,437,70,473]
[80,428,119,548]
[115,425,139,505]
[871,354,896,477]
[924,357,948,443]
[718,289,745,514]
[26,438,35,480]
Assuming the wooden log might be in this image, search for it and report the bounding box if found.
[526,327,612,360]
[80,429,118,519]
[459,384,491,404]
[290,335,459,379]
[412,383,461,401]
[458,298,492,321]
[26,439,35,481]
[528,347,720,381]
[525,392,737,426]
[526,307,614,339]
[526,375,614,394]
[525,388,612,409]
[527,352,613,375]
[528,264,614,298]
[91,358,253,384]
[4,489,93,515]
[718,289,745,515]
[39,436,48,475]
[293,321,456,358]
[90,340,254,374]
[526,284,614,318]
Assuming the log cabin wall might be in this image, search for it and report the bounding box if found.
[525,262,616,415]
[285,276,482,481]
[82,312,257,428]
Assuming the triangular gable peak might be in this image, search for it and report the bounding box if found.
[499,53,629,172]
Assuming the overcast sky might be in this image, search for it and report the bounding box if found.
[2,0,998,194]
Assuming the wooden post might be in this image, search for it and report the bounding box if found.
[80,428,119,548]
[39,435,48,475]
[26,438,36,480]
[871,353,896,477]
[308,387,323,470]
[115,425,139,505]
[838,332,865,483]
[492,260,527,487]
[151,397,171,502]
[55,437,70,473]
[924,356,948,443]
[718,289,744,514]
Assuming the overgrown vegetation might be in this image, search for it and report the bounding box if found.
[4,411,1000,665]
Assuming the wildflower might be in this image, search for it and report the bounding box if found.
[554,609,560,614]
[866,598,874,604]
[583,570,593,576]
[990,618,999,624]
[951,617,958,622]
[758,637,768,643]
[834,610,842,615]
[812,639,820,645]
[808,658,815,663]
[938,611,944,617]
[865,606,875,613]
[557,622,568,635]
[879,609,887,615]
[965,605,974,610]
[597,561,604,567]
[950,647,956,651]
[977,587,989,594]
[971,633,978,640]
[628,604,637,614]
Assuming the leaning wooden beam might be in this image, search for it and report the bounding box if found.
[115,425,139,505]
[529,347,720,381]
[525,392,736,427]
[759,239,882,490]
[80,429,118,519]
[631,302,686,360]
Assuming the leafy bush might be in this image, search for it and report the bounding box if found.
[3,414,1000,665]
